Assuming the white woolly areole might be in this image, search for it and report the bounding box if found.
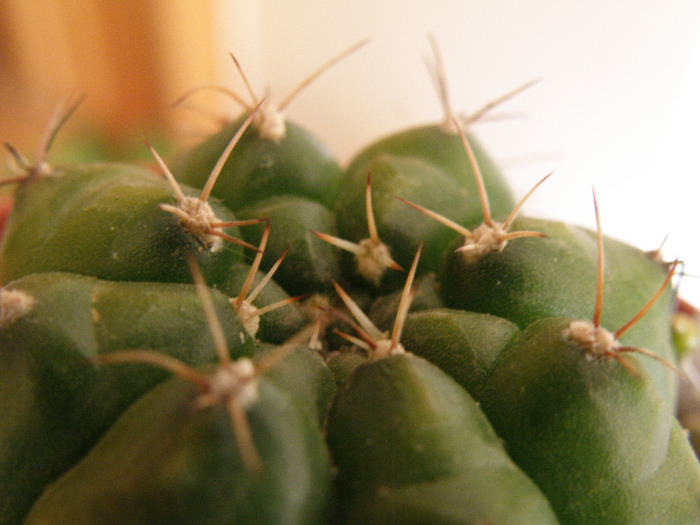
[0,288,35,328]
[355,239,394,287]
[253,99,286,142]
[208,357,259,409]
[236,300,260,339]
[163,197,223,252]
[459,222,508,263]
[565,320,620,360]
[372,339,405,361]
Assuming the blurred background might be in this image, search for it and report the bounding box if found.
[2,0,700,304]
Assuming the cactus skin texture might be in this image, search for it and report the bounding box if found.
[477,318,700,524]
[325,353,560,524]
[172,116,344,294]
[234,194,342,295]
[344,124,515,215]
[172,116,344,210]
[439,216,679,409]
[0,272,254,525]
[23,371,334,525]
[252,344,337,426]
[0,163,245,287]
[400,308,520,399]
[336,129,515,285]
[336,155,472,281]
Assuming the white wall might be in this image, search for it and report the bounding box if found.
[213,0,700,305]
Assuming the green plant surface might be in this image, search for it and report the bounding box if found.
[235,195,342,295]
[344,124,515,215]
[24,372,334,525]
[439,216,678,408]
[478,317,700,524]
[171,116,344,210]
[0,272,254,525]
[0,163,246,286]
[325,353,560,524]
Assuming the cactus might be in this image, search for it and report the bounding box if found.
[168,41,368,295]
[2,39,700,525]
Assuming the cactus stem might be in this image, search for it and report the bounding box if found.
[231,222,298,339]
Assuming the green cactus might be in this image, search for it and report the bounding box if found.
[324,249,560,524]
[0,108,264,288]
[334,40,527,285]
[23,358,334,525]
[0,272,254,524]
[168,42,367,295]
[479,316,700,524]
[1,38,699,525]
[438,200,679,408]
